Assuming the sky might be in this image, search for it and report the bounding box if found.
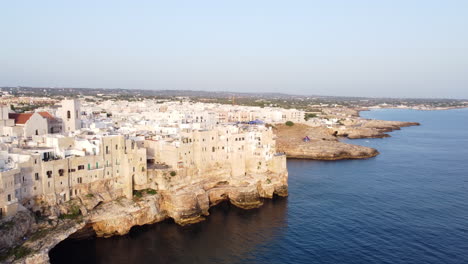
[1,0,467,99]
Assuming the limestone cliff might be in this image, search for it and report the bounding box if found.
[274,118,419,160]
[274,124,379,160]
[0,207,36,250]
[89,169,288,235]
[3,166,287,264]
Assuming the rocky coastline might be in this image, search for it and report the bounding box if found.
[0,169,287,264]
[337,119,420,139]
[274,115,420,160]
[0,109,422,264]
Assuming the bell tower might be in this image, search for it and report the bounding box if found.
[59,99,81,133]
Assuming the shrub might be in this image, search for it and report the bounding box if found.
[133,190,143,198]
[29,228,52,242]
[59,204,81,220]
[304,113,317,121]
[0,246,32,261]
[285,121,294,126]
[170,171,177,177]
[85,193,94,198]
[146,189,157,195]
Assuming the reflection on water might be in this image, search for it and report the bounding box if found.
[50,198,288,264]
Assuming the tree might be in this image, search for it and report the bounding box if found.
[285,121,294,127]
[304,113,317,121]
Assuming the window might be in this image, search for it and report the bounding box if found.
[35,173,39,180]
[78,165,84,170]
[58,169,64,176]
[34,159,37,164]
[7,194,11,202]
[106,146,109,154]
[46,171,52,178]
[212,147,215,152]
[115,144,118,150]
[67,110,71,119]
[96,162,99,168]
[141,167,145,172]
[133,167,135,172]
[35,129,38,135]
[77,177,82,184]
[88,164,91,170]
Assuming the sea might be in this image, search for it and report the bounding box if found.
[49,108,468,264]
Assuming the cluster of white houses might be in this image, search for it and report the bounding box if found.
[0,99,292,218]
[81,100,305,131]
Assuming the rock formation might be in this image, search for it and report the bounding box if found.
[274,116,419,160]
[1,167,287,264]
[337,119,420,139]
[274,124,379,160]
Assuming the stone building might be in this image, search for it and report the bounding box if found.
[0,134,146,217]
[58,99,81,133]
[1,98,289,220]
[142,124,286,192]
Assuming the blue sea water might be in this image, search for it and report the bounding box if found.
[50,109,468,264]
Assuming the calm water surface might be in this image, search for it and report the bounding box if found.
[50,109,468,264]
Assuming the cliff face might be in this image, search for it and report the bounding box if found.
[6,156,287,264]
[274,124,379,160]
[89,168,288,236]
[274,118,419,160]
[0,207,36,250]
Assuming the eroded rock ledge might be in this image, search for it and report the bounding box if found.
[337,120,420,139]
[274,119,419,160]
[274,124,379,160]
[1,170,287,264]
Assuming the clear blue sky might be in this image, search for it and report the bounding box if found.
[1,0,467,99]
